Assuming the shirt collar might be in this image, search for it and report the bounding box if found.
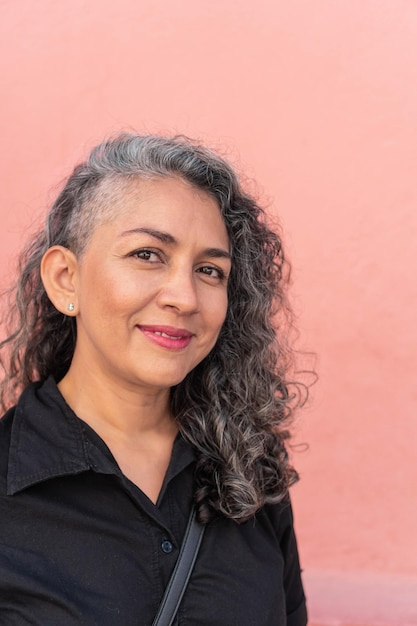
[7,378,91,495]
[7,377,196,497]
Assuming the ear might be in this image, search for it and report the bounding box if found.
[41,246,79,315]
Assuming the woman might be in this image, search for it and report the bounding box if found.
[0,134,307,625]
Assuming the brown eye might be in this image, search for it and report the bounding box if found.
[197,266,225,280]
[131,249,161,262]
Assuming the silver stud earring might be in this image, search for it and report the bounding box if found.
[67,303,75,312]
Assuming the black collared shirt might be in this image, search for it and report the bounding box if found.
[0,378,307,625]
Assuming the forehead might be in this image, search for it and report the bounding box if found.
[87,175,229,246]
[92,174,220,221]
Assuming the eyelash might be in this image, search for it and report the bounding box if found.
[197,266,226,280]
[129,248,227,281]
[131,248,160,262]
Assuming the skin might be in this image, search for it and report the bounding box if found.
[41,177,231,502]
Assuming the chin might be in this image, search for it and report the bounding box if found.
[133,370,192,392]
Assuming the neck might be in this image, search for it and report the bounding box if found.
[58,366,177,443]
[57,365,179,504]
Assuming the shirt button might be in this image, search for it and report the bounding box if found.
[161,539,174,554]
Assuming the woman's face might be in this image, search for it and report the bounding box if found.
[70,176,231,395]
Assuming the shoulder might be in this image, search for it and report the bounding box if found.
[0,405,16,429]
[0,406,16,493]
[259,495,297,542]
[260,497,308,625]
[0,379,56,494]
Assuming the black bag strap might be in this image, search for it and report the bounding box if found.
[152,507,205,626]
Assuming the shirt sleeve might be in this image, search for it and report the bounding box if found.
[266,497,308,626]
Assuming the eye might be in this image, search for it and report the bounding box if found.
[196,265,226,281]
[130,248,162,263]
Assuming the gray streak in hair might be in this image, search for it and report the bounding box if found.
[0,133,304,523]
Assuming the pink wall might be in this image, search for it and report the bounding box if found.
[1,1,416,623]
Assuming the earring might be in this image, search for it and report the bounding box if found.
[67,303,75,312]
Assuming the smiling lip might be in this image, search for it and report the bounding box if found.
[138,325,194,350]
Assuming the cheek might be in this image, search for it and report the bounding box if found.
[206,292,228,333]
[80,269,114,309]
[78,263,144,311]
[219,298,228,328]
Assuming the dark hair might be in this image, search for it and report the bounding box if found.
[0,133,303,523]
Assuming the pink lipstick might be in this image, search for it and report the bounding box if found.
[138,325,193,350]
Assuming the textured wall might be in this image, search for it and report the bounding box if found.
[1,1,416,623]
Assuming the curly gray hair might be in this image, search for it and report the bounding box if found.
[0,133,302,523]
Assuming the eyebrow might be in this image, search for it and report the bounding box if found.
[120,227,232,260]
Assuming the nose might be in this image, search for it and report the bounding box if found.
[157,266,199,314]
